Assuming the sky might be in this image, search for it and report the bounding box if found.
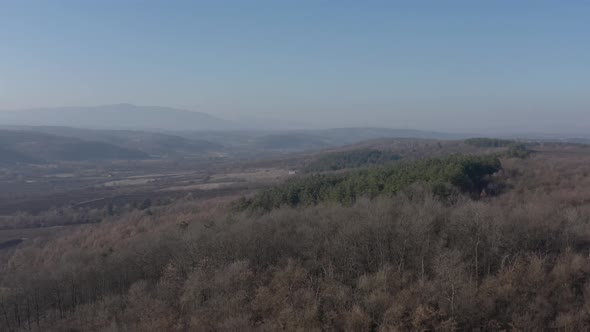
[1,1,589,133]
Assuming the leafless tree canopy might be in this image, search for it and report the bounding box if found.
[2,146,590,331]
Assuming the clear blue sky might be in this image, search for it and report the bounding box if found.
[1,1,589,132]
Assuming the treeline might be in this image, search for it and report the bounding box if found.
[465,138,534,159]
[237,154,501,212]
[0,207,105,230]
[464,137,515,147]
[0,197,174,230]
[303,148,401,173]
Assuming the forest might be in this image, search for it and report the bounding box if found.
[238,154,501,212]
[1,143,590,331]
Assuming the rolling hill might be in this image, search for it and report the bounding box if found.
[0,146,40,165]
[8,126,224,157]
[0,130,149,164]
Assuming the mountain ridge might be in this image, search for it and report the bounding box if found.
[0,104,237,131]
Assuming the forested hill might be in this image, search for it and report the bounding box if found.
[0,130,149,163]
[238,154,502,212]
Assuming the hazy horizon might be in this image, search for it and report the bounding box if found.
[2,1,589,133]
[1,103,588,137]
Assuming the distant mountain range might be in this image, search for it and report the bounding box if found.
[0,104,237,131]
[9,103,588,165]
[2,123,589,166]
[0,124,470,165]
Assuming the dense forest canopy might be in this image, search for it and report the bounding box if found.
[238,154,501,212]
